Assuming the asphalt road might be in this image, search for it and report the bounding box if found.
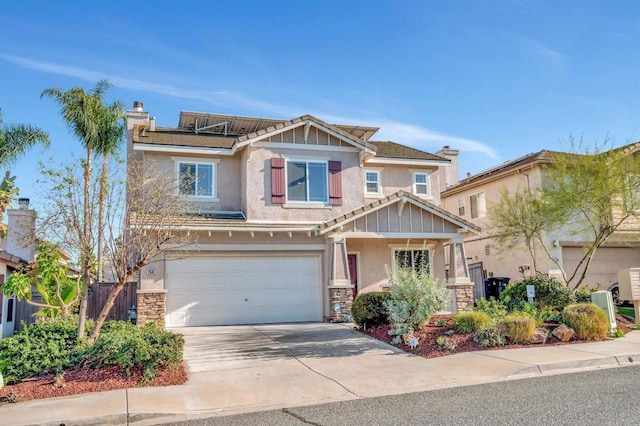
[160,365,640,426]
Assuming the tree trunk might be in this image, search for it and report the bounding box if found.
[96,154,108,282]
[77,147,93,339]
[88,279,127,343]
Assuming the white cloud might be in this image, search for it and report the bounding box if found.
[0,53,296,116]
[1,53,496,157]
[523,40,565,68]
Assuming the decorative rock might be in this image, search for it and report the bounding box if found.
[552,324,575,342]
[530,327,549,344]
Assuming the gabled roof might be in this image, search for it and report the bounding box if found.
[369,141,449,162]
[133,111,449,163]
[315,190,480,235]
[441,150,559,196]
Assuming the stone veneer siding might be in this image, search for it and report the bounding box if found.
[448,284,474,312]
[328,287,354,321]
[137,291,166,328]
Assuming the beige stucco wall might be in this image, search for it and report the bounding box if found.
[142,152,242,212]
[562,246,640,289]
[346,238,448,293]
[441,166,550,282]
[245,146,363,222]
[364,164,441,205]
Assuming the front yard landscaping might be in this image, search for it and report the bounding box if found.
[354,273,636,358]
[0,317,186,405]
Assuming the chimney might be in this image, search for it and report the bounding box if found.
[436,145,460,190]
[18,198,29,210]
[7,200,36,262]
[149,116,156,131]
[126,100,149,156]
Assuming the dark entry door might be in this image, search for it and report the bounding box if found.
[348,254,358,299]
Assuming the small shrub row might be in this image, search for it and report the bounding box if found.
[0,315,91,384]
[0,317,184,385]
[84,321,184,384]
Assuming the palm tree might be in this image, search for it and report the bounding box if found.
[94,99,125,282]
[0,109,50,167]
[41,79,118,338]
[0,109,49,238]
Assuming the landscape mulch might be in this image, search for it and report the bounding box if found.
[360,314,635,359]
[0,362,187,405]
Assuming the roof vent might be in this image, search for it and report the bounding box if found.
[149,117,156,131]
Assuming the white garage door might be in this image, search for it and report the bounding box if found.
[165,255,322,327]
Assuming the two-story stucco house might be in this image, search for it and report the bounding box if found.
[126,102,479,328]
[440,148,640,303]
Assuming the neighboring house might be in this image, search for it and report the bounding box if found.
[126,102,480,328]
[0,198,35,340]
[440,149,640,302]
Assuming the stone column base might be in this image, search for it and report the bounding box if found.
[137,290,167,328]
[447,284,474,312]
[328,287,354,322]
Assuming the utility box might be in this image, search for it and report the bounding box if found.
[617,268,640,301]
[591,291,617,330]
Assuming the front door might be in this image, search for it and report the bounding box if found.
[348,254,358,299]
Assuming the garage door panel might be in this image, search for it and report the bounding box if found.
[165,255,322,327]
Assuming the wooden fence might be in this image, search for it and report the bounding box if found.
[14,282,138,331]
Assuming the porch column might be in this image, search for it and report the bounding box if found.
[328,237,353,321]
[447,238,474,312]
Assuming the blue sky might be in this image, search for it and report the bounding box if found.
[1,1,640,203]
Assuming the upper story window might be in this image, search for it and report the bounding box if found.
[178,161,216,197]
[287,161,328,202]
[412,172,429,197]
[470,192,486,219]
[457,197,465,216]
[365,169,381,195]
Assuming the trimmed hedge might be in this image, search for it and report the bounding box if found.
[352,292,391,329]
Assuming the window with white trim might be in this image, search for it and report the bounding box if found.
[470,192,486,219]
[457,197,465,216]
[412,172,429,197]
[365,170,381,195]
[178,161,215,197]
[394,249,430,274]
[287,160,328,202]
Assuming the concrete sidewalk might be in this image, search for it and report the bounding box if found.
[3,326,640,426]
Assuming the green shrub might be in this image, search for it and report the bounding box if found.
[474,297,508,321]
[351,292,391,329]
[0,316,88,384]
[453,311,492,334]
[574,286,597,304]
[511,303,560,327]
[84,321,184,384]
[562,303,609,340]
[385,264,450,341]
[473,326,506,347]
[500,315,536,344]
[500,277,575,311]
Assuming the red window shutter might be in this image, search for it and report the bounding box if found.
[328,161,342,206]
[271,158,286,204]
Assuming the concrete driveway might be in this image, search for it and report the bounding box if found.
[125,322,546,422]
